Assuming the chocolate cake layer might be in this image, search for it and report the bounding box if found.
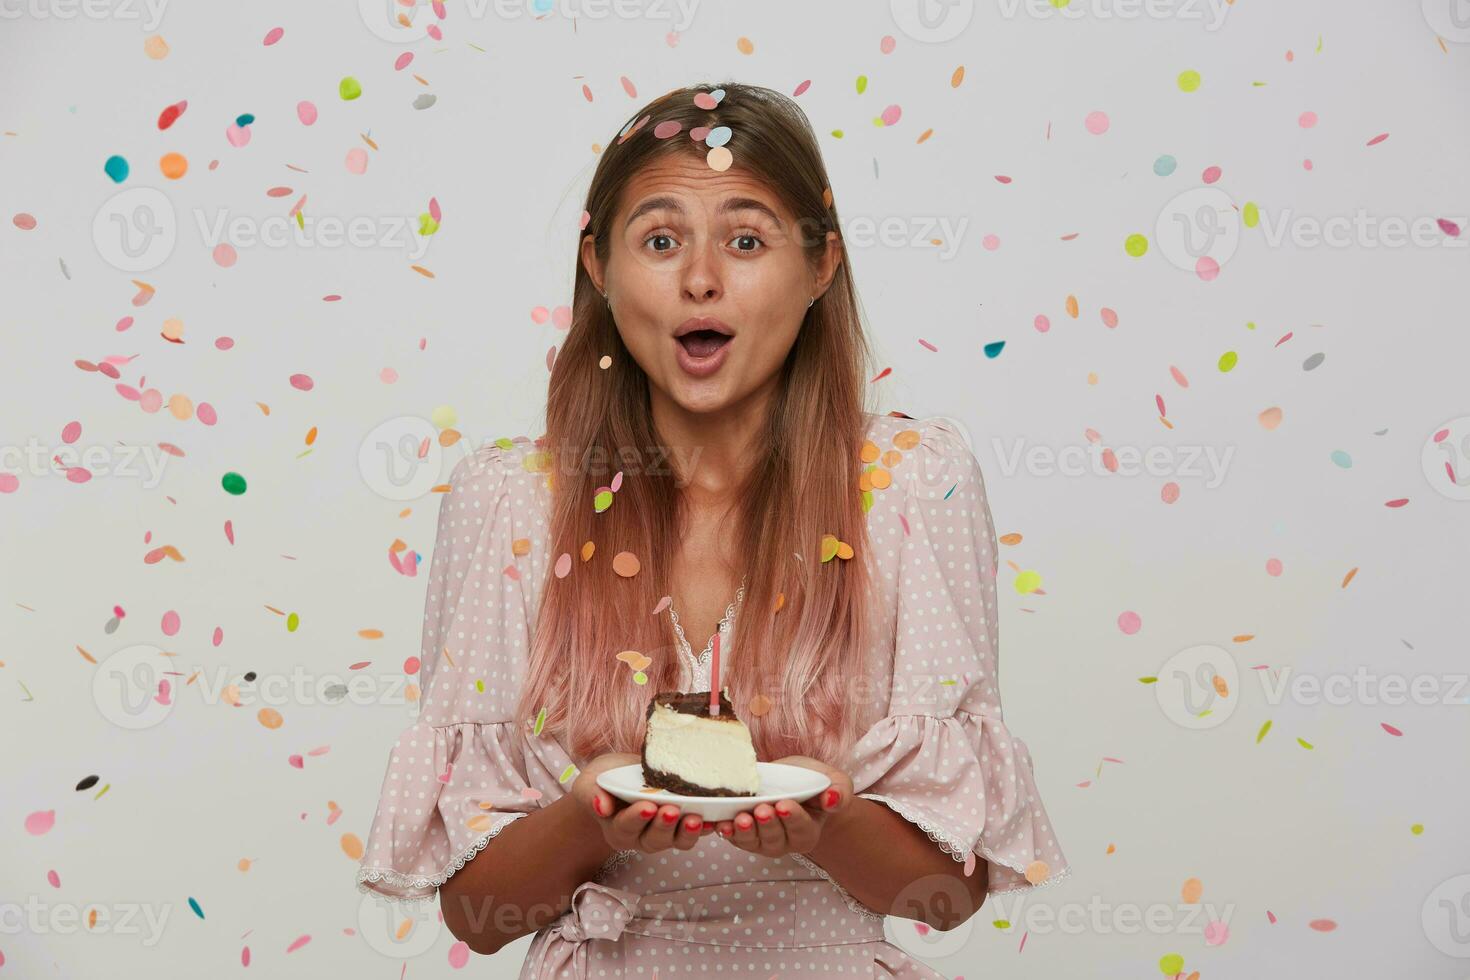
[645,688,740,720]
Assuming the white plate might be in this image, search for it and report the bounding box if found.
[596,762,831,822]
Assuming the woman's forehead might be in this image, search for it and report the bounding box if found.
[616,159,789,223]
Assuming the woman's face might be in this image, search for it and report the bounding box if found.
[581,155,840,415]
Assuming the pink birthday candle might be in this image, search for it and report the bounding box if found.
[709,632,720,716]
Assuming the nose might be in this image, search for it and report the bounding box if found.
[680,241,723,304]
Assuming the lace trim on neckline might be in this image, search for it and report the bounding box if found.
[668,578,746,681]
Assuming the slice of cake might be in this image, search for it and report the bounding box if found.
[641,689,760,797]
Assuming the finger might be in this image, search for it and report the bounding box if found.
[715,820,736,840]
[608,800,658,847]
[674,812,704,850]
[730,810,759,850]
[775,799,820,850]
[589,790,615,821]
[640,804,682,851]
[751,803,785,852]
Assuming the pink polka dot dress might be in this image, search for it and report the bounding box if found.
[356,413,1070,976]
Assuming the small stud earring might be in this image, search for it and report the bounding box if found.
[807,296,815,309]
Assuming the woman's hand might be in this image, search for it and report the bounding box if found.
[713,755,854,857]
[571,753,719,854]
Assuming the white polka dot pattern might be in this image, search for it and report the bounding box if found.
[356,438,566,902]
[353,415,1070,974]
[846,416,1071,898]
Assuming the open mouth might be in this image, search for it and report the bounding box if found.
[676,330,733,359]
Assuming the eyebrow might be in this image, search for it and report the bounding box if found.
[623,195,784,230]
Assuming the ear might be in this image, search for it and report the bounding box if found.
[580,234,605,294]
[811,230,843,302]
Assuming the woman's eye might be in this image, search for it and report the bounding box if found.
[641,232,763,253]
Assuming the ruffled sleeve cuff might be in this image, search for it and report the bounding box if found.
[848,709,1070,896]
[356,720,538,902]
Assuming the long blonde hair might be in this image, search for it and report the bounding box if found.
[515,81,879,767]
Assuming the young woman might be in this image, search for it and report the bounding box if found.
[356,81,1068,977]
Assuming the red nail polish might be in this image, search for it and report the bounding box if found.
[824,789,840,809]
[592,796,605,817]
[661,809,679,824]
[685,816,702,832]
[640,805,656,819]
[719,826,733,837]
[755,811,772,823]
[775,805,790,817]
